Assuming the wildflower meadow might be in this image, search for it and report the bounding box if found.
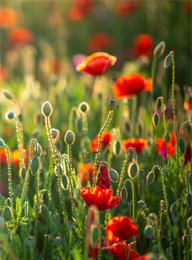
[0,1,192,260]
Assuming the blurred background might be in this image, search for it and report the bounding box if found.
[0,0,191,87]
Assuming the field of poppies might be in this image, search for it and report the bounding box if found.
[0,1,192,260]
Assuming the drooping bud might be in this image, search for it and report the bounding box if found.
[152,113,160,127]
[113,140,122,157]
[164,51,173,69]
[120,186,128,203]
[30,157,39,175]
[64,130,75,145]
[3,90,13,100]
[127,161,139,179]
[146,171,155,185]
[50,128,60,140]
[108,99,116,110]
[187,216,192,230]
[109,169,119,183]
[39,204,49,219]
[41,101,53,117]
[153,41,165,58]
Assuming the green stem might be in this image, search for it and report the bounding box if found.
[5,145,14,209]
[131,180,135,219]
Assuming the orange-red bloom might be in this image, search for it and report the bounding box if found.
[116,1,140,16]
[9,27,33,45]
[184,98,192,112]
[0,65,8,82]
[91,131,112,152]
[113,74,151,99]
[132,34,154,58]
[88,32,112,52]
[156,132,176,160]
[78,163,95,183]
[106,216,138,242]
[76,52,117,76]
[68,0,92,21]
[0,8,18,28]
[122,138,147,153]
[81,186,121,210]
[0,148,28,167]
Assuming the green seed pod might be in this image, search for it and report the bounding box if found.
[0,138,5,147]
[152,113,160,127]
[146,171,155,185]
[31,157,39,175]
[39,204,49,219]
[127,161,139,179]
[109,169,119,183]
[186,193,192,208]
[120,186,128,203]
[164,51,173,69]
[187,216,192,230]
[79,101,89,114]
[178,137,185,154]
[153,41,165,58]
[137,200,145,210]
[113,140,122,157]
[64,130,75,145]
[144,225,155,238]
[3,90,13,100]
[41,101,53,117]
[17,113,24,123]
[108,99,116,110]
[3,207,12,222]
[5,111,15,120]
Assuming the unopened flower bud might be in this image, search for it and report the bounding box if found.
[64,130,75,145]
[108,99,116,110]
[153,41,165,58]
[5,111,15,120]
[3,90,13,100]
[79,101,89,114]
[50,128,60,140]
[41,101,53,117]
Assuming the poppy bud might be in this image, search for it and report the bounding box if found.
[108,99,116,110]
[187,216,192,230]
[39,204,49,219]
[164,51,173,69]
[178,137,185,154]
[17,113,24,123]
[153,41,165,58]
[3,90,13,100]
[137,200,145,209]
[61,174,69,190]
[109,169,119,183]
[0,138,5,147]
[50,128,60,140]
[144,225,155,238]
[5,111,15,120]
[41,101,53,117]
[152,113,160,127]
[3,207,12,222]
[120,186,128,203]
[64,130,75,145]
[127,161,139,179]
[146,171,155,185]
[35,143,42,157]
[90,224,100,248]
[186,193,192,208]
[79,101,89,114]
[31,157,39,175]
[113,140,122,156]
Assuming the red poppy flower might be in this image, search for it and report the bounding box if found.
[68,0,92,21]
[76,52,117,76]
[91,131,112,152]
[78,163,95,183]
[0,148,29,167]
[0,65,8,82]
[184,98,192,112]
[81,186,121,210]
[116,1,140,16]
[9,27,33,45]
[122,138,147,153]
[113,74,150,99]
[0,8,18,28]
[106,216,138,242]
[96,164,110,189]
[132,34,154,58]
[88,32,112,52]
[144,78,152,92]
[156,132,176,160]
[104,241,139,260]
